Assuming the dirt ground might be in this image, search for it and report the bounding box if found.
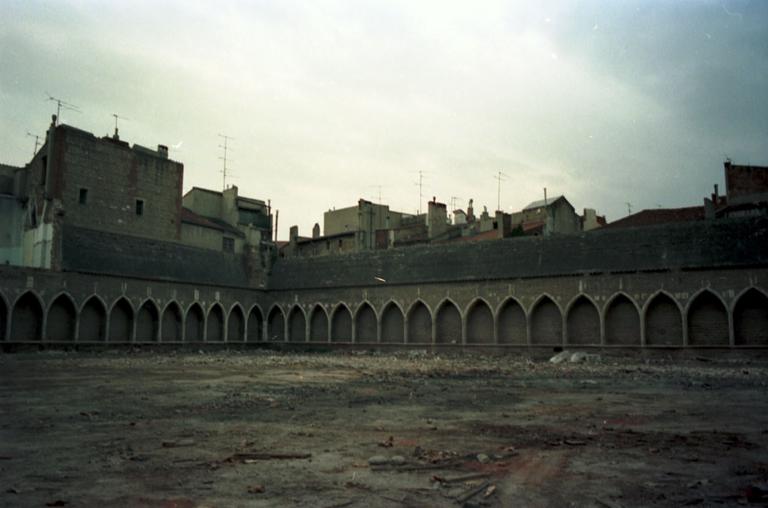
[1,349,768,508]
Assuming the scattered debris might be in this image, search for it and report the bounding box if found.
[162,439,196,448]
[232,452,312,461]
[456,480,492,504]
[432,472,492,485]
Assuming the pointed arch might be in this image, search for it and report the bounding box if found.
[135,300,159,341]
[309,305,329,342]
[331,304,353,342]
[161,302,182,341]
[407,300,432,344]
[687,289,729,346]
[10,291,44,341]
[604,293,640,345]
[733,288,768,345]
[566,295,600,345]
[46,293,77,341]
[644,292,683,346]
[267,305,285,341]
[109,297,134,342]
[247,305,264,342]
[466,298,494,344]
[79,296,107,341]
[185,303,205,342]
[227,304,245,342]
[355,302,377,342]
[435,299,461,345]
[207,304,224,341]
[380,301,404,343]
[497,297,526,345]
[530,295,562,345]
[0,292,8,341]
[288,305,307,342]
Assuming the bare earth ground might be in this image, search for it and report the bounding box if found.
[1,350,768,508]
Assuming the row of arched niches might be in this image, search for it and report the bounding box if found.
[2,288,767,346]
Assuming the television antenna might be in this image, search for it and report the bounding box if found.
[218,133,235,190]
[368,184,386,204]
[494,171,508,211]
[412,170,429,215]
[625,202,633,215]
[26,131,42,156]
[45,93,80,124]
[449,196,462,212]
[111,113,129,137]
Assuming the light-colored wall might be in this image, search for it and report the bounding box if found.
[324,206,360,236]
[183,189,222,219]
[550,199,579,234]
[181,223,243,254]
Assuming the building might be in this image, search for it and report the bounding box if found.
[282,199,418,257]
[510,195,581,236]
[608,161,768,229]
[0,117,273,285]
[182,186,272,254]
[716,161,768,219]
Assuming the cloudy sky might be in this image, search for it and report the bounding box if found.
[1,0,766,239]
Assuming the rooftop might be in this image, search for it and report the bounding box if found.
[605,206,705,229]
[523,195,566,211]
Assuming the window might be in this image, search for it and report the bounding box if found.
[222,237,235,253]
[41,156,47,186]
[135,199,144,216]
[78,188,88,205]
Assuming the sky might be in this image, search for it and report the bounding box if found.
[1,0,767,240]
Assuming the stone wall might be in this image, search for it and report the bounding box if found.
[0,265,270,342]
[61,225,251,287]
[1,216,766,349]
[52,126,183,241]
[269,217,768,290]
[266,268,768,347]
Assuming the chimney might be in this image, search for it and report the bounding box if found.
[312,223,320,239]
[157,144,169,158]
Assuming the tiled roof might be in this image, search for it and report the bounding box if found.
[604,206,705,229]
[523,195,566,210]
[181,207,244,236]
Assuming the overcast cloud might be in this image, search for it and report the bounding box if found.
[1,0,766,239]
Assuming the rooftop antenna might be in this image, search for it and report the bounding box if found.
[368,184,386,204]
[45,93,80,124]
[111,113,128,138]
[412,170,429,214]
[26,131,42,156]
[625,202,633,215]
[494,171,508,211]
[449,196,462,211]
[218,133,234,190]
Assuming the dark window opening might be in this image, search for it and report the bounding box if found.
[79,188,88,205]
[222,237,235,253]
[135,199,144,216]
[41,156,47,186]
